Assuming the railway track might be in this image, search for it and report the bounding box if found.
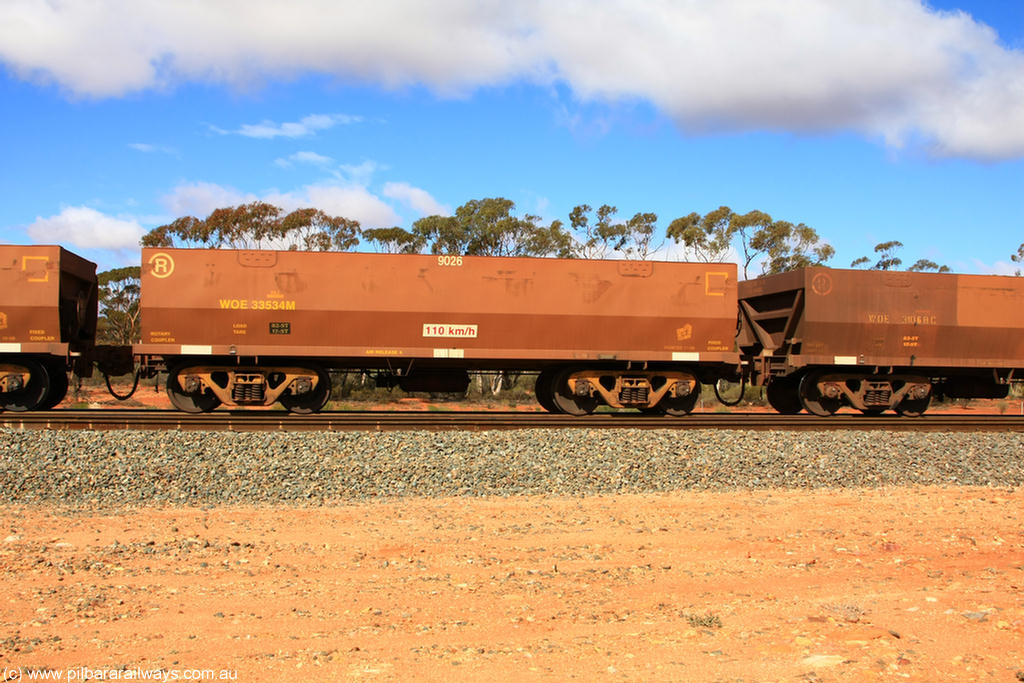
[2,409,1023,432]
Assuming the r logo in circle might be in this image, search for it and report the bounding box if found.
[148,252,175,279]
[810,272,832,296]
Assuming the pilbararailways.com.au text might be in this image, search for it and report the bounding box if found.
[3,667,237,682]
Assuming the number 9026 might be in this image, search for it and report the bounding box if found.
[437,255,464,266]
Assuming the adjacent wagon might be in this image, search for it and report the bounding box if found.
[0,245,97,411]
[738,267,1024,416]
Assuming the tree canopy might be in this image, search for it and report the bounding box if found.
[907,259,951,273]
[666,206,833,277]
[851,242,950,272]
[139,198,836,276]
[141,202,360,251]
[409,198,574,258]
[96,266,141,344]
[361,227,424,254]
[749,221,836,275]
[666,206,735,264]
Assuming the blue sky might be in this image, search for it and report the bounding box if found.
[0,0,1022,275]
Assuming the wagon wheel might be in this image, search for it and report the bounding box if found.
[658,382,701,416]
[895,395,930,417]
[279,368,332,414]
[765,376,803,415]
[534,369,560,414]
[550,368,599,416]
[166,365,221,413]
[39,360,70,410]
[0,359,51,412]
[799,370,841,417]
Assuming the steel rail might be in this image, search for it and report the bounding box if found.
[2,409,1023,432]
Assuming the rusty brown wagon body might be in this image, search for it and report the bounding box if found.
[0,245,97,410]
[738,267,1024,416]
[136,248,740,413]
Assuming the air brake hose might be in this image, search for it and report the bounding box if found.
[104,368,142,401]
[714,376,747,407]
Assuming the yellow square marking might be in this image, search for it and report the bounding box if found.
[705,271,729,296]
[22,256,50,282]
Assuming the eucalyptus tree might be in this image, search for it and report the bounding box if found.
[851,242,949,273]
[749,221,835,275]
[412,197,571,258]
[907,259,951,273]
[667,206,832,276]
[362,226,425,254]
[141,201,360,251]
[666,206,735,263]
[566,204,628,259]
[96,266,141,344]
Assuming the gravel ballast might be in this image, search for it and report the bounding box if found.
[1,428,1022,506]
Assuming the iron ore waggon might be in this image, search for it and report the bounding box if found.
[737,267,1024,416]
[0,245,98,411]
[135,248,740,414]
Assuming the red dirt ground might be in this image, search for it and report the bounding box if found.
[2,488,1023,682]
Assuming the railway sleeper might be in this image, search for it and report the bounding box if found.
[564,370,698,411]
[807,373,931,413]
[172,365,324,407]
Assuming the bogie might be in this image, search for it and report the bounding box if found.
[535,367,705,416]
[0,359,51,412]
[765,370,935,416]
[164,362,333,413]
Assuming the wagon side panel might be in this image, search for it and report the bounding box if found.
[138,248,738,365]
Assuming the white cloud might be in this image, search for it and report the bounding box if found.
[160,178,442,229]
[27,206,145,249]
[8,1,1021,159]
[129,142,177,155]
[161,182,256,217]
[275,150,335,168]
[337,160,386,186]
[229,113,360,139]
[537,1,1024,160]
[968,259,1020,276]
[265,184,401,228]
[382,182,449,216]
